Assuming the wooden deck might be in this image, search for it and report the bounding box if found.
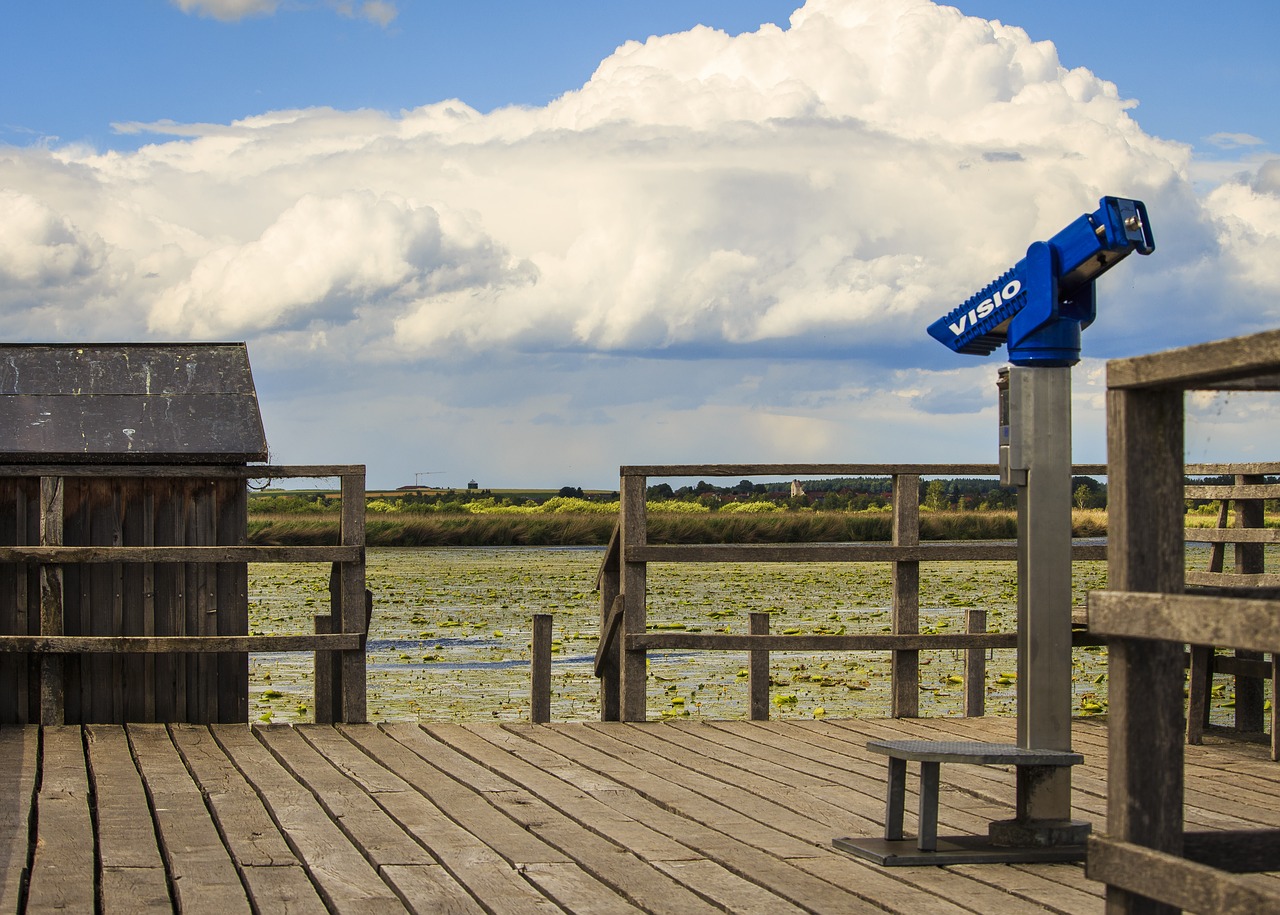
[4,715,1278,913]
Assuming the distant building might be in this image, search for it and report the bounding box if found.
[467,479,479,490]
[790,480,806,499]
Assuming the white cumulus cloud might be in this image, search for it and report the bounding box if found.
[4,0,1279,482]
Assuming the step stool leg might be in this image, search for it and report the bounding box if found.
[917,761,940,852]
[884,756,906,841]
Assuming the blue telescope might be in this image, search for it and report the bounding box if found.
[927,197,1154,366]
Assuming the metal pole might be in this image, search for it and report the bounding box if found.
[1011,366,1074,822]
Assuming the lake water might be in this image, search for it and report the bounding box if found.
[243,545,1146,724]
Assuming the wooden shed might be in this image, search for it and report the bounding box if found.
[0,343,268,724]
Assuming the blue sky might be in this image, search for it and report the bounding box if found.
[3,1,1279,488]
[7,1,1275,157]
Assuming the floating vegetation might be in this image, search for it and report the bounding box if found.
[243,543,1241,727]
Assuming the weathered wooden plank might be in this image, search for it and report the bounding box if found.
[333,724,570,912]
[380,864,489,914]
[0,632,363,653]
[572,723,833,858]
[0,462,365,480]
[1187,462,1280,475]
[85,727,165,883]
[621,463,1003,477]
[438,723,703,863]
[0,544,363,563]
[513,722,973,914]
[620,463,1107,478]
[216,478,249,724]
[26,727,95,913]
[238,864,330,914]
[627,542,1105,563]
[372,724,574,866]
[38,476,64,726]
[423,724,727,915]
[891,472,920,718]
[0,728,37,908]
[255,726,433,869]
[1104,381,1187,915]
[168,725,303,868]
[1185,484,1280,500]
[1090,591,1280,653]
[517,862,642,914]
[1106,327,1280,391]
[748,612,770,721]
[212,725,407,912]
[619,474,648,722]
[127,724,251,913]
[1088,835,1280,914]
[531,613,552,724]
[594,593,624,679]
[339,469,368,724]
[100,866,173,909]
[1186,528,1280,544]
[1183,829,1280,873]
[628,631,1018,651]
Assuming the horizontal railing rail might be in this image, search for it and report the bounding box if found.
[1,463,368,724]
[596,462,1108,722]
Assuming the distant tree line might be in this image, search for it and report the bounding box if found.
[249,474,1280,515]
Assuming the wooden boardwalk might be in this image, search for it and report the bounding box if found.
[3,716,1278,914]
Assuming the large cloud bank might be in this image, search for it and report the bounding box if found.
[2,0,1277,481]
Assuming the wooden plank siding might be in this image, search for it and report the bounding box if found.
[4,716,1280,914]
[0,465,368,725]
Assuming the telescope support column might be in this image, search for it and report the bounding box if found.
[995,365,1087,844]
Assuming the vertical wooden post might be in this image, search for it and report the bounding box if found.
[1105,386,1186,915]
[1272,653,1279,763]
[531,613,552,723]
[965,608,986,717]
[1233,474,1265,733]
[39,476,64,726]
[619,474,648,722]
[891,473,920,718]
[338,469,368,724]
[313,601,336,725]
[1187,498,1230,743]
[748,612,770,721]
[597,529,621,721]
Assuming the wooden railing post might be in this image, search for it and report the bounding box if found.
[313,569,340,725]
[749,612,770,720]
[1105,385,1186,915]
[891,473,920,718]
[965,608,987,717]
[531,613,552,723]
[1234,473,1266,733]
[596,529,622,721]
[39,476,64,726]
[619,474,648,722]
[338,468,368,724]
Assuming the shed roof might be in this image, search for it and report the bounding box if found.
[0,343,269,463]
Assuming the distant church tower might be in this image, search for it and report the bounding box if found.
[790,479,806,499]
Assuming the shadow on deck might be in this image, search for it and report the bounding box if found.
[5,715,1278,914]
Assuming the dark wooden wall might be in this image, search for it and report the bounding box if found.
[0,475,248,724]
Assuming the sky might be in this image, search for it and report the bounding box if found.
[3,0,1279,490]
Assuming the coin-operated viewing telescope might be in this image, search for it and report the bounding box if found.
[924,197,1152,858]
[928,197,1154,367]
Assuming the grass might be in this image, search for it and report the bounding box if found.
[248,508,1110,547]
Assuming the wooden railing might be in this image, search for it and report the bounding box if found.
[1087,329,1280,913]
[0,463,368,725]
[595,463,1107,722]
[1183,464,1280,743]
